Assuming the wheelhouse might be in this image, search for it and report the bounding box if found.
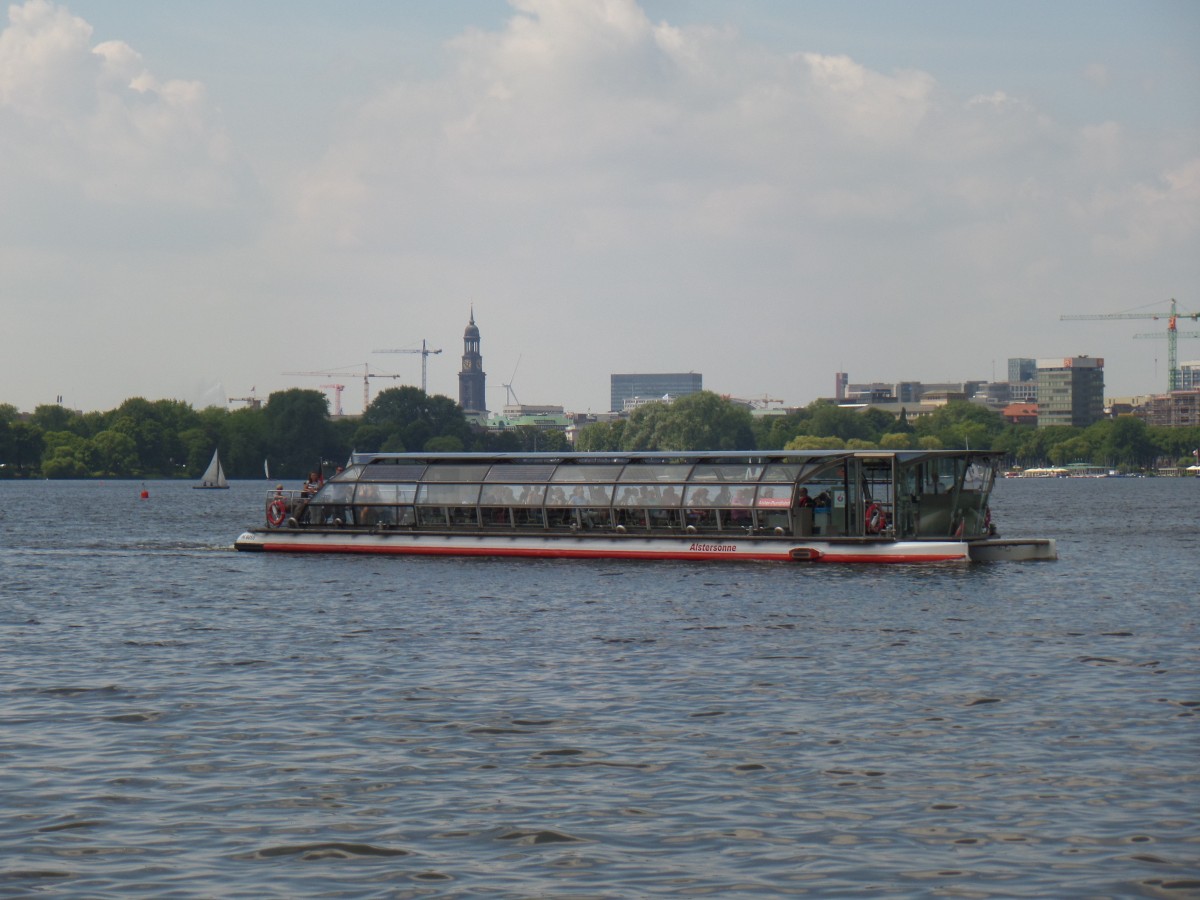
[270,450,1000,541]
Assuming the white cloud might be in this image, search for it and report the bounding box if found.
[0,0,239,212]
[1,0,1197,413]
[1089,156,1200,260]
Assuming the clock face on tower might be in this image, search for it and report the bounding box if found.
[464,359,473,369]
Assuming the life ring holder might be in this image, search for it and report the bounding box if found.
[267,499,288,527]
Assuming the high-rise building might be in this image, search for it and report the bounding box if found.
[1036,357,1104,428]
[1008,358,1037,384]
[458,310,487,420]
[610,373,702,412]
[1008,358,1038,402]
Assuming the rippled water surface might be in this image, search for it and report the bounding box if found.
[1,477,1197,898]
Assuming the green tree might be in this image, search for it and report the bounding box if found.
[40,431,91,478]
[914,401,1005,449]
[752,409,812,449]
[263,389,338,477]
[31,404,82,435]
[225,407,271,478]
[785,435,846,450]
[805,402,877,442]
[879,432,916,449]
[91,430,139,476]
[1096,417,1157,469]
[574,419,626,452]
[654,392,756,451]
[363,387,472,454]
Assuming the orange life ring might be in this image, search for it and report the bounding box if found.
[267,499,288,527]
[865,502,887,534]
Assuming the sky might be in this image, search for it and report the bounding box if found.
[2,0,1198,416]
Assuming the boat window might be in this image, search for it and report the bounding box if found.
[545,485,613,506]
[619,464,692,482]
[613,485,684,507]
[484,464,557,482]
[329,465,363,482]
[963,459,994,493]
[762,464,803,483]
[480,484,547,506]
[354,483,417,504]
[688,464,763,483]
[360,464,426,482]
[315,482,355,504]
[550,464,624,483]
[416,507,448,526]
[682,484,754,506]
[416,484,481,506]
[419,465,491,483]
[683,485,720,508]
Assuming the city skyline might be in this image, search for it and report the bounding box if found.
[2,0,1198,415]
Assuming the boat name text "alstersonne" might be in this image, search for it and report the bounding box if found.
[690,542,737,553]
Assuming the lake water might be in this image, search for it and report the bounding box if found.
[0,476,1197,898]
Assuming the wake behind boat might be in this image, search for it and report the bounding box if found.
[194,449,229,489]
[234,449,1055,563]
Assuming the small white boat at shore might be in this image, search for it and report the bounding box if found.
[235,450,1056,564]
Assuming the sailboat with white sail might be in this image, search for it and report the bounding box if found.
[195,449,229,489]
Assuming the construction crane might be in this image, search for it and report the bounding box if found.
[283,365,408,412]
[319,384,346,417]
[228,391,262,410]
[1133,330,1200,388]
[284,365,374,412]
[1061,298,1199,392]
[372,340,442,394]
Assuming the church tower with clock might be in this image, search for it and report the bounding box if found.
[458,308,487,420]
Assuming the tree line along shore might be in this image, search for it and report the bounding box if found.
[1,388,1196,480]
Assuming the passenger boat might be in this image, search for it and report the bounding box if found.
[234,450,1056,563]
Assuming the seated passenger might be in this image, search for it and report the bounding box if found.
[795,487,815,508]
[301,471,322,498]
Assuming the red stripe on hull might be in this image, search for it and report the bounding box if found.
[249,540,966,564]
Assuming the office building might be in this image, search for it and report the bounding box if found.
[610,373,702,412]
[1008,358,1037,384]
[1036,357,1104,428]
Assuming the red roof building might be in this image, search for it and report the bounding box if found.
[1002,402,1038,425]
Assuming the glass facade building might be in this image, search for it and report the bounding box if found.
[610,373,702,412]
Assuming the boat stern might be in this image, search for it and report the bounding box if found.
[967,538,1057,562]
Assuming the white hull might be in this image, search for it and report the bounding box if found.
[234,529,1055,564]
